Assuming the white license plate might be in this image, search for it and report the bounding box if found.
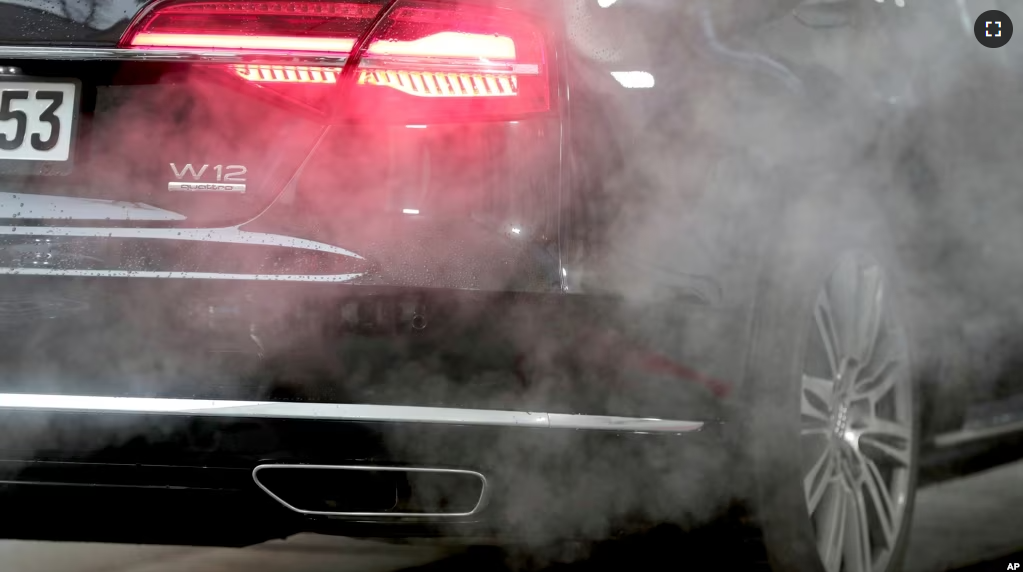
[0,78,79,162]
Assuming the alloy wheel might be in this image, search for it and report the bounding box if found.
[800,253,914,572]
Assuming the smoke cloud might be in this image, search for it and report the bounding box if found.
[0,0,1018,567]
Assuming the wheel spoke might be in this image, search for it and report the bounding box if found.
[853,265,884,367]
[845,485,875,572]
[817,486,848,572]
[815,291,843,377]
[827,257,863,365]
[802,426,830,437]
[862,457,898,545]
[860,418,912,467]
[802,374,834,423]
[853,357,900,405]
[804,447,835,514]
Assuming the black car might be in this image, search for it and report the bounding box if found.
[0,1,1019,571]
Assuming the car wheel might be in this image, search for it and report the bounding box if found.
[745,237,920,572]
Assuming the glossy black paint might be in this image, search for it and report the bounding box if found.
[0,409,734,543]
[0,274,734,419]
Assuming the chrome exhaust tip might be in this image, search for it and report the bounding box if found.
[252,464,487,518]
[410,314,428,331]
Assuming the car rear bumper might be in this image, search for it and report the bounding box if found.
[0,271,746,544]
[0,402,732,545]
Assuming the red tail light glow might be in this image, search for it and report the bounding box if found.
[122,1,377,54]
[131,33,358,52]
[351,2,549,120]
[365,31,517,60]
[235,64,342,83]
[120,0,552,121]
[357,70,517,98]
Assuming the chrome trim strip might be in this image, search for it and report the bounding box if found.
[0,46,351,66]
[932,421,1023,448]
[0,225,363,259]
[252,464,488,518]
[548,413,705,433]
[0,394,704,433]
[0,268,363,282]
[0,192,186,221]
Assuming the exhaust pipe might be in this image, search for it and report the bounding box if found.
[252,464,487,518]
[410,300,428,331]
[410,313,428,331]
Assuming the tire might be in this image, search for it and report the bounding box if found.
[743,204,920,572]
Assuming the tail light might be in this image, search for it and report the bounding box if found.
[119,0,552,123]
